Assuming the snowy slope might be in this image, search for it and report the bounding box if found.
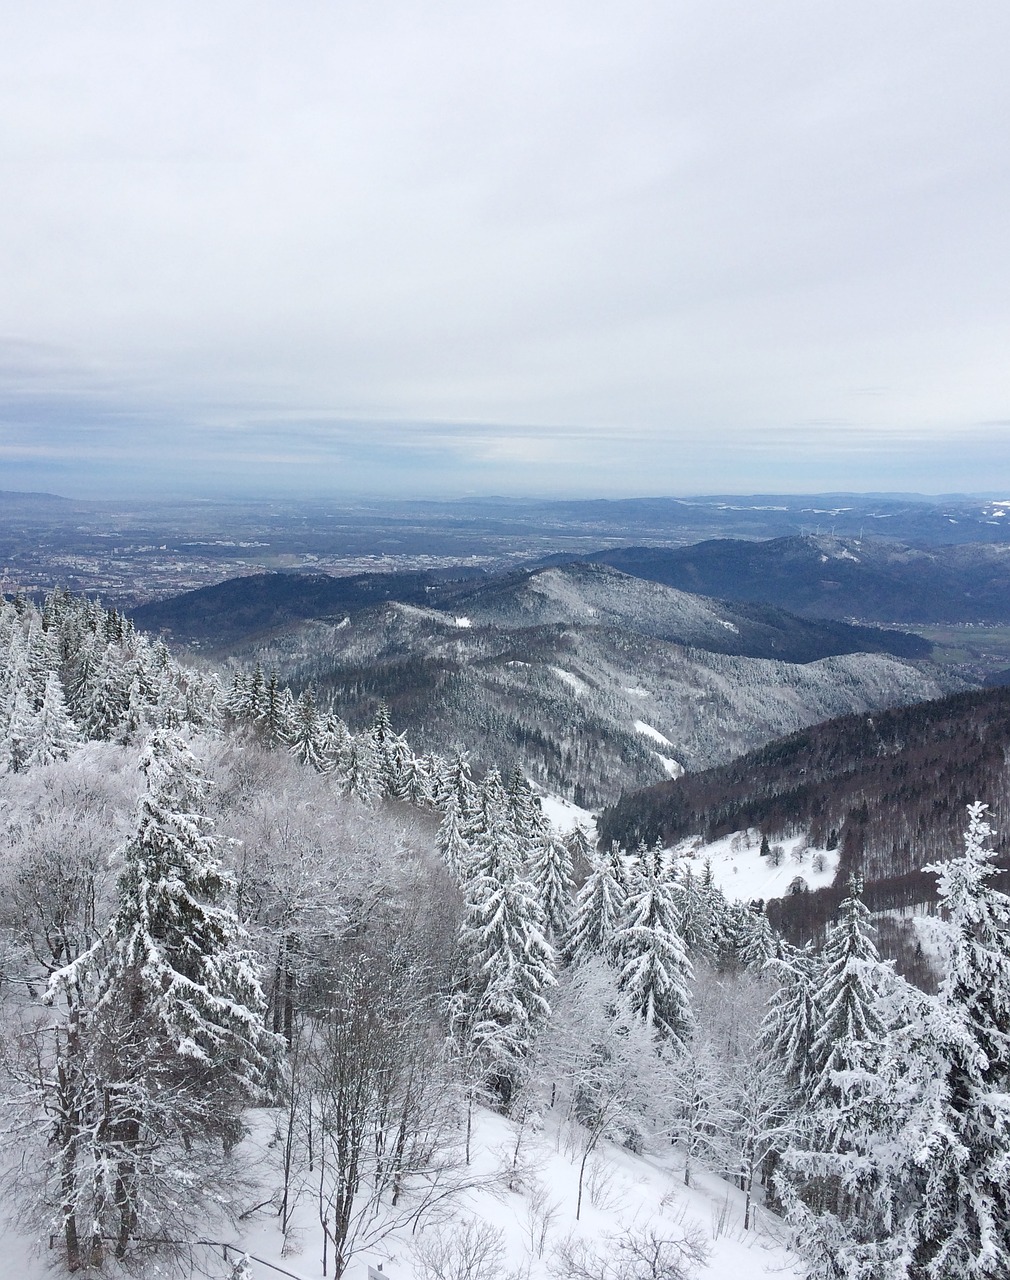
[672,829,839,904]
[1,1105,804,1280]
[225,1107,803,1280]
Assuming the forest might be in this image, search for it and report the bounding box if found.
[1,588,1009,1279]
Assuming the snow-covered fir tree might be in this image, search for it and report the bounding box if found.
[458,793,556,1105]
[615,844,693,1046]
[31,669,81,766]
[529,826,575,942]
[41,729,273,1268]
[566,850,627,966]
[759,946,823,1100]
[902,803,1010,1278]
[737,905,779,975]
[287,687,330,772]
[808,876,887,1108]
[436,787,470,882]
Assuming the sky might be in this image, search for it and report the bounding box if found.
[1,1,1009,499]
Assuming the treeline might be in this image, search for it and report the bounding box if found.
[599,685,1010,911]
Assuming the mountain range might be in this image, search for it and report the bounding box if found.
[540,534,1010,624]
[130,562,963,807]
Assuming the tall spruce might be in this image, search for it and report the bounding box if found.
[44,730,272,1265]
[904,803,1010,1278]
[615,845,693,1046]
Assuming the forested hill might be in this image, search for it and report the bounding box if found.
[543,535,1010,624]
[128,569,444,649]
[131,561,929,661]
[598,684,1010,912]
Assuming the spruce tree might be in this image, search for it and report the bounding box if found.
[339,731,381,804]
[737,906,778,975]
[436,788,470,882]
[905,803,1010,1278]
[567,852,627,966]
[45,730,272,1265]
[31,670,81,766]
[759,947,823,1100]
[809,876,886,1108]
[462,854,556,1105]
[530,828,575,942]
[615,845,693,1046]
[287,688,329,772]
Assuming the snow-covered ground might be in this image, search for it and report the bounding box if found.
[633,719,674,747]
[539,791,597,840]
[537,787,834,908]
[2,1106,804,1280]
[550,667,592,697]
[671,830,839,903]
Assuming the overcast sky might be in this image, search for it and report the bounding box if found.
[2,2,1009,499]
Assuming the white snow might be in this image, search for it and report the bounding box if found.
[550,666,591,696]
[454,615,473,628]
[624,685,651,697]
[909,912,949,971]
[672,829,839,903]
[539,791,597,840]
[634,719,674,747]
[335,616,350,630]
[171,1106,803,1280]
[653,751,684,778]
[718,619,739,633]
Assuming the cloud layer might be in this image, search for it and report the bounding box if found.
[2,2,1009,496]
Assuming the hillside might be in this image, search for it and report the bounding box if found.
[551,535,1010,624]
[131,561,930,660]
[446,562,929,661]
[598,684,1010,928]
[128,569,444,648]
[223,596,963,806]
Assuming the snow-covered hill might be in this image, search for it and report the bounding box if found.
[230,598,966,806]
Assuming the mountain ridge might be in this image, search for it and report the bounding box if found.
[537,535,1010,624]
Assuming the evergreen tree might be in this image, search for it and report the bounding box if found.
[31,670,81,766]
[738,906,778,975]
[809,876,886,1107]
[759,947,823,1100]
[674,861,718,960]
[436,788,470,882]
[567,852,627,966]
[44,730,272,1266]
[80,645,130,741]
[339,732,381,805]
[259,670,296,747]
[462,768,515,884]
[529,828,575,942]
[904,803,1010,1278]
[401,750,434,807]
[615,845,693,1047]
[287,688,330,772]
[462,852,556,1105]
[4,680,35,773]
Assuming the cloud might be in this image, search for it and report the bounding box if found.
[1,2,1009,495]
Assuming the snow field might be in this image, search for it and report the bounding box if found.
[232,1106,804,1280]
[671,830,838,904]
[633,721,673,747]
